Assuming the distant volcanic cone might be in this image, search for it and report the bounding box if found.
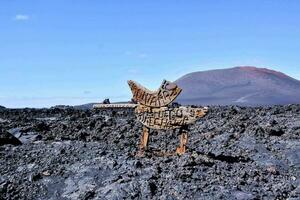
[175,66,300,106]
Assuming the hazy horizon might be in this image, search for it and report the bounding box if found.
[1,1,300,108]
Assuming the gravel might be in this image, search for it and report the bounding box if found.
[0,105,299,199]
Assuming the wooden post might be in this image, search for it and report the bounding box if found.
[176,127,188,155]
[137,126,150,156]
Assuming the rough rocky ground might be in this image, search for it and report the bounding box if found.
[0,105,299,200]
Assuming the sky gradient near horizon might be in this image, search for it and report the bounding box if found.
[1,0,300,108]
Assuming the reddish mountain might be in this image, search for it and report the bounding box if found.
[175,66,300,106]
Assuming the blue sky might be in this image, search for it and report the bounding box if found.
[1,0,300,108]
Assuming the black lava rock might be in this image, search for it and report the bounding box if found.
[0,129,22,146]
[0,105,299,199]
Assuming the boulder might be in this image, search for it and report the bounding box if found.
[0,129,22,146]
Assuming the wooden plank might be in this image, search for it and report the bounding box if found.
[128,80,182,108]
[93,104,137,108]
[134,105,208,130]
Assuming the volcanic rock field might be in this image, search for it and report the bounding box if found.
[0,105,300,199]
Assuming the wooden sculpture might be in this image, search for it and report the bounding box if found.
[128,80,208,156]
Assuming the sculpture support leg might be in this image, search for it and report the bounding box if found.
[176,128,188,155]
[137,126,149,156]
